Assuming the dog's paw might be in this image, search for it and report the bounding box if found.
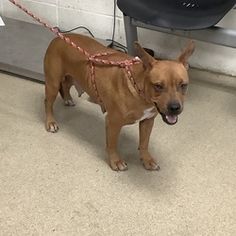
[64,99,75,106]
[46,121,59,133]
[110,160,128,171]
[141,158,160,171]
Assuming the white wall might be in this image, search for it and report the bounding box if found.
[1,0,236,76]
[0,0,3,14]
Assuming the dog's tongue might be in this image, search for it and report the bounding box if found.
[166,115,178,124]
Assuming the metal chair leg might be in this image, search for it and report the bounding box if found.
[123,15,138,55]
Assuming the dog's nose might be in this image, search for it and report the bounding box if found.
[168,102,181,113]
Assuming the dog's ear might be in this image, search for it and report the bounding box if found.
[178,40,195,70]
[134,41,155,70]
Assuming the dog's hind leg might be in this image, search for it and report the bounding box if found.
[45,74,61,133]
[60,75,76,106]
[60,76,84,106]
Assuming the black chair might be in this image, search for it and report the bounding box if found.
[117,0,236,55]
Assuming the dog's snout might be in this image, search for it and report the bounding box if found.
[168,102,181,113]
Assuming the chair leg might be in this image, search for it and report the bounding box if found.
[123,15,138,55]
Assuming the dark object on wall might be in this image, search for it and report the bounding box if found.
[117,0,236,30]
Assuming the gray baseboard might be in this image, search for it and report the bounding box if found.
[0,17,109,82]
[0,17,54,82]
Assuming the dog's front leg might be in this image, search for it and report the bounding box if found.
[105,114,128,171]
[139,118,160,170]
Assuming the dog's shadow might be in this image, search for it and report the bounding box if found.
[53,97,139,164]
[38,93,176,194]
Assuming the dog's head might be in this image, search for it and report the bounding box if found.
[134,41,195,125]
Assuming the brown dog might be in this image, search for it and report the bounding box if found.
[44,34,194,171]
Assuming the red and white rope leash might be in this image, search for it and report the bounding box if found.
[8,0,143,111]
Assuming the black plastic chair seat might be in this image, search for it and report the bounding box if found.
[117,0,236,30]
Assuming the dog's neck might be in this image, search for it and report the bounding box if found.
[131,62,153,105]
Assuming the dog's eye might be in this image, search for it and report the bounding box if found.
[181,83,188,89]
[154,84,164,92]
[180,83,188,92]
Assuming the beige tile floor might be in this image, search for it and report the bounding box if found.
[0,70,235,236]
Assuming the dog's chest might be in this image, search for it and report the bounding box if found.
[136,107,156,123]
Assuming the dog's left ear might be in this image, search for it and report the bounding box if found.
[134,41,155,70]
[178,40,195,70]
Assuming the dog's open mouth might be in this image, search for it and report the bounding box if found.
[154,103,178,125]
[161,114,178,125]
